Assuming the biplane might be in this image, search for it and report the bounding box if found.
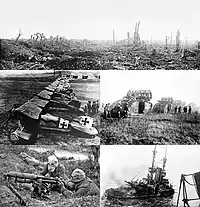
[9,77,98,144]
[35,88,83,114]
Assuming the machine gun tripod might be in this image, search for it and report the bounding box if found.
[4,171,65,206]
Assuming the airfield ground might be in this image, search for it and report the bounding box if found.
[0,74,100,145]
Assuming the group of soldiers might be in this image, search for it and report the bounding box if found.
[33,154,99,198]
[103,103,128,120]
[174,105,192,114]
[84,100,100,115]
[103,103,193,118]
[103,103,111,119]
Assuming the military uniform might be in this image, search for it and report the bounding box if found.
[40,163,68,193]
[40,163,68,180]
[64,168,99,197]
[72,177,99,197]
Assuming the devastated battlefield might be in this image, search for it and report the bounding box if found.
[100,71,200,145]
[0,70,100,145]
[101,145,200,207]
[1,25,200,71]
[0,145,100,207]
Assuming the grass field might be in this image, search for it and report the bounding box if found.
[100,113,200,145]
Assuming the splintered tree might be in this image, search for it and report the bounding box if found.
[133,21,141,46]
[113,30,115,44]
[176,29,180,51]
[165,36,169,49]
[170,32,173,45]
[14,28,22,44]
[127,32,130,45]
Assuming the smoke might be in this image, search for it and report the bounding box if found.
[101,164,149,197]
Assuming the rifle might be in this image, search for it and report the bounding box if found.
[4,171,64,206]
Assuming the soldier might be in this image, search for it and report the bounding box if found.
[39,155,69,193]
[167,104,171,113]
[123,103,128,118]
[84,105,88,115]
[87,101,92,115]
[188,106,192,114]
[183,106,187,114]
[116,103,122,121]
[104,104,109,119]
[107,103,111,118]
[178,106,181,114]
[96,100,100,114]
[64,168,99,197]
[174,106,177,114]
[92,101,97,115]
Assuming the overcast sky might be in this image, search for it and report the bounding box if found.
[100,70,200,106]
[1,0,200,41]
[100,145,200,206]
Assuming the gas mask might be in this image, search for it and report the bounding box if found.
[47,155,58,173]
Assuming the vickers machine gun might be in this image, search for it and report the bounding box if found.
[4,171,64,206]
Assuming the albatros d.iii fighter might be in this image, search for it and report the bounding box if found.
[9,76,98,144]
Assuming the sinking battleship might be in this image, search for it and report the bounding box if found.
[105,146,175,201]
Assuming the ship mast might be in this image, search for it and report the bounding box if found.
[162,147,167,171]
[149,145,157,182]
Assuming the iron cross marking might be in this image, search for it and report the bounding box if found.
[60,121,68,129]
[81,117,90,125]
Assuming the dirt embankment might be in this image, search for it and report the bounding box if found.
[100,113,200,145]
[0,145,100,207]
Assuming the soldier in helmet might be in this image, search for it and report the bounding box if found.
[64,168,99,197]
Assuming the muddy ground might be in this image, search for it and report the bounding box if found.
[100,113,200,145]
[0,145,100,207]
[1,39,200,70]
[0,74,100,145]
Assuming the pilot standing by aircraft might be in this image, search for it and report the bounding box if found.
[96,100,100,114]
[87,101,92,115]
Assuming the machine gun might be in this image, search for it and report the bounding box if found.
[4,171,64,206]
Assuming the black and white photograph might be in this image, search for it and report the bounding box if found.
[100,70,200,145]
[0,70,100,145]
[1,0,200,206]
[1,0,200,71]
[0,145,100,207]
[101,145,200,207]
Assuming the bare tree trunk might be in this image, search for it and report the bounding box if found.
[15,28,22,44]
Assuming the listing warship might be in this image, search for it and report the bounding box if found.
[105,146,175,200]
